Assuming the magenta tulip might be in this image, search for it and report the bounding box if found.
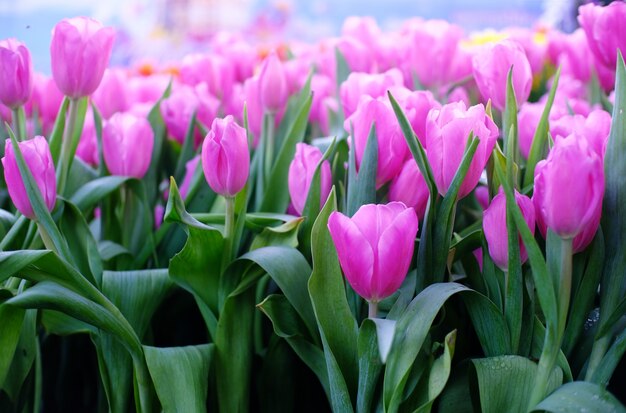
[102,112,154,178]
[328,202,418,302]
[201,116,249,197]
[472,40,533,111]
[483,190,535,270]
[389,159,430,220]
[425,101,499,199]
[258,52,288,114]
[179,53,234,99]
[50,17,115,98]
[30,74,64,134]
[2,136,56,219]
[0,38,33,109]
[551,109,611,159]
[288,143,332,216]
[389,87,441,148]
[91,68,128,119]
[344,96,408,188]
[533,134,604,241]
[76,112,98,166]
[339,69,404,118]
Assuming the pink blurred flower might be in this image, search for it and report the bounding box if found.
[340,69,404,118]
[102,112,154,178]
[91,68,128,119]
[288,143,332,216]
[0,38,33,109]
[389,159,430,220]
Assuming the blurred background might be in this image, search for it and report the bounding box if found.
[0,0,560,72]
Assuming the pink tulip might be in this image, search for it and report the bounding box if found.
[2,136,56,219]
[339,69,404,118]
[102,112,154,179]
[425,101,499,199]
[127,74,170,106]
[50,17,115,98]
[506,28,549,76]
[389,159,430,220]
[402,19,465,88]
[0,38,33,109]
[288,143,332,216]
[472,40,533,111]
[551,109,611,159]
[179,53,234,99]
[389,87,441,148]
[160,84,220,146]
[533,134,604,241]
[579,2,626,91]
[29,74,64,134]
[483,190,535,271]
[91,68,128,119]
[201,116,249,197]
[258,52,288,114]
[548,29,593,83]
[327,202,418,302]
[310,74,335,135]
[475,185,490,211]
[344,96,408,188]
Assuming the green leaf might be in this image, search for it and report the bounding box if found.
[589,326,626,386]
[347,124,378,216]
[502,66,519,171]
[48,97,70,164]
[41,310,96,336]
[250,217,304,251]
[309,188,359,411]
[260,93,313,213]
[472,355,562,413]
[144,79,172,204]
[533,381,626,413]
[144,344,214,413]
[70,176,130,212]
[416,330,456,413]
[0,308,36,402]
[0,301,25,389]
[356,319,383,413]
[523,67,560,187]
[166,178,223,330]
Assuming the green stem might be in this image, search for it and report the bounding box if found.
[585,335,611,381]
[11,106,26,141]
[368,300,378,319]
[56,98,79,195]
[221,196,236,272]
[527,237,573,409]
[263,112,275,187]
[132,355,154,413]
[37,221,58,254]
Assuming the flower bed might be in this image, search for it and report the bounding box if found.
[1,3,626,412]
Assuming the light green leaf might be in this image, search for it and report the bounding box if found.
[533,381,626,413]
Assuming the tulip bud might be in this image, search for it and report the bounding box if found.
[102,112,154,178]
[425,101,499,199]
[288,143,332,216]
[201,116,249,197]
[339,69,404,118]
[2,136,56,219]
[344,96,408,188]
[472,40,533,111]
[258,52,288,114]
[328,202,418,302]
[389,159,430,220]
[0,38,33,109]
[483,190,535,271]
[50,17,115,98]
[533,134,604,241]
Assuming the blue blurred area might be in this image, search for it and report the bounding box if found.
[0,0,546,73]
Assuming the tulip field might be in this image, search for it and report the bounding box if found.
[2,2,626,412]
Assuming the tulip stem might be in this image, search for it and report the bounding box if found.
[37,221,57,254]
[263,112,275,186]
[222,196,236,272]
[56,98,79,196]
[368,300,378,319]
[11,106,26,141]
[527,237,573,409]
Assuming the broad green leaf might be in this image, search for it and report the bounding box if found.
[260,93,313,213]
[64,157,98,197]
[309,188,358,411]
[70,176,130,212]
[0,301,25,388]
[250,217,303,250]
[416,330,456,413]
[257,294,329,398]
[523,67,560,187]
[533,381,626,413]
[41,310,96,336]
[0,308,36,402]
[144,344,214,413]
[472,355,562,413]
[530,317,573,382]
[346,124,377,216]
[356,319,383,413]
[589,326,626,386]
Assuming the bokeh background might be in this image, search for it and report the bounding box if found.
[0,0,562,73]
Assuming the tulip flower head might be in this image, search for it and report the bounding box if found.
[533,134,604,241]
[389,159,430,220]
[102,112,154,179]
[2,136,56,219]
[258,52,288,114]
[0,38,33,109]
[288,143,332,216]
[425,101,499,199]
[328,202,418,303]
[201,116,250,197]
[483,190,535,271]
[50,17,115,98]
